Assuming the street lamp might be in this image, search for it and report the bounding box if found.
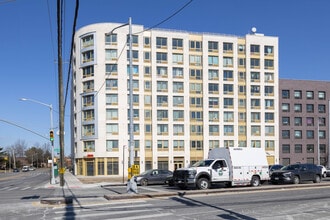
[20,98,56,184]
[106,18,136,193]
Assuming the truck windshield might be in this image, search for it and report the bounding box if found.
[191,159,214,167]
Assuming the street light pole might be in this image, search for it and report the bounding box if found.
[20,98,56,184]
[105,18,136,193]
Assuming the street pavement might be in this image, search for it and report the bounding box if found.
[41,171,330,206]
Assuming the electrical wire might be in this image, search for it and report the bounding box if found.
[64,0,79,108]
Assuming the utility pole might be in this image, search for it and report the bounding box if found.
[57,0,65,187]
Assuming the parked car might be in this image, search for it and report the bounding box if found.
[29,166,36,171]
[269,164,284,176]
[134,169,173,186]
[318,165,327,178]
[270,163,322,184]
[22,166,29,172]
[13,168,19,172]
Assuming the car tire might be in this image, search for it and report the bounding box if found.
[251,176,260,187]
[323,172,327,178]
[168,180,174,186]
[293,176,300,184]
[197,178,210,190]
[140,179,148,186]
[313,175,321,183]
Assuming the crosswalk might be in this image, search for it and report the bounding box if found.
[0,185,48,191]
[50,200,175,220]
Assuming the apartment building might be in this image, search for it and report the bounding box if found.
[71,22,279,177]
[279,79,330,166]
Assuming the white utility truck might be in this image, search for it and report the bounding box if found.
[172,147,269,189]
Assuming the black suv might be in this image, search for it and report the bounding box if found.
[270,163,322,184]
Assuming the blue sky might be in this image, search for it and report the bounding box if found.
[1,0,329,155]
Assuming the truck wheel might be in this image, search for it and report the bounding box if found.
[197,178,210,190]
[313,175,321,183]
[293,176,300,184]
[251,176,260,187]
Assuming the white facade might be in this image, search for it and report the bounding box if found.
[71,22,279,177]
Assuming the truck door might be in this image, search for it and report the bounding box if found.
[211,160,229,182]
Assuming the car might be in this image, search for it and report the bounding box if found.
[13,168,19,172]
[269,164,284,176]
[270,163,322,184]
[29,166,36,171]
[318,165,327,178]
[22,166,29,172]
[134,169,173,186]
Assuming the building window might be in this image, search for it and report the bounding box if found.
[144,37,150,47]
[294,104,302,112]
[190,125,203,136]
[106,109,118,120]
[208,56,219,66]
[209,140,220,149]
[250,44,260,54]
[173,110,184,121]
[208,41,218,52]
[224,125,234,136]
[294,144,302,153]
[190,97,202,107]
[173,124,184,135]
[265,126,274,136]
[81,35,94,48]
[83,141,95,152]
[294,130,302,139]
[189,40,202,51]
[282,145,290,154]
[105,79,117,90]
[251,99,260,108]
[282,90,290,99]
[106,64,117,74]
[224,70,233,81]
[105,49,117,60]
[190,69,202,80]
[294,90,302,99]
[264,59,274,69]
[82,50,94,63]
[107,158,119,175]
[264,45,274,55]
[306,104,314,113]
[265,140,275,150]
[208,69,219,80]
[238,58,245,67]
[156,52,167,63]
[294,117,302,126]
[157,95,168,106]
[265,99,274,109]
[318,104,326,113]
[189,55,202,66]
[251,85,260,95]
[83,124,95,136]
[319,130,326,139]
[190,111,203,121]
[157,110,168,121]
[190,140,203,150]
[209,125,219,136]
[106,94,118,105]
[82,65,94,78]
[251,140,261,148]
[157,124,169,135]
[307,144,314,153]
[209,97,219,108]
[223,42,233,52]
[173,53,183,64]
[157,66,168,77]
[265,113,274,122]
[282,117,290,125]
[238,71,246,81]
[106,123,118,134]
[251,112,260,122]
[265,72,274,82]
[173,140,184,150]
[238,44,245,53]
[105,34,117,45]
[265,86,274,96]
[173,67,184,78]
[282,130,290,139]
[223,57,233,67]
[251,126,260,136]
[190,83,202,93]
[318,91,326,100]
[306,130,314,139]
[306,91,314,99]
[223,98,233,108]
[306,117,314,126]
[106,140,118,151]
[173,96,184,107]
[173,82,184,93]
[224,111,234,122]
[320,144,326,153]
[156,37,167,48]
[157,81,168,92]
[251,72,260,81]
[144,51,150,61]
[172,38,183,49]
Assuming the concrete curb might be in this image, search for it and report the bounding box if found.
[40,197,73,205]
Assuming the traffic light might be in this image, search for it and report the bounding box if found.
[50,130,54,141]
